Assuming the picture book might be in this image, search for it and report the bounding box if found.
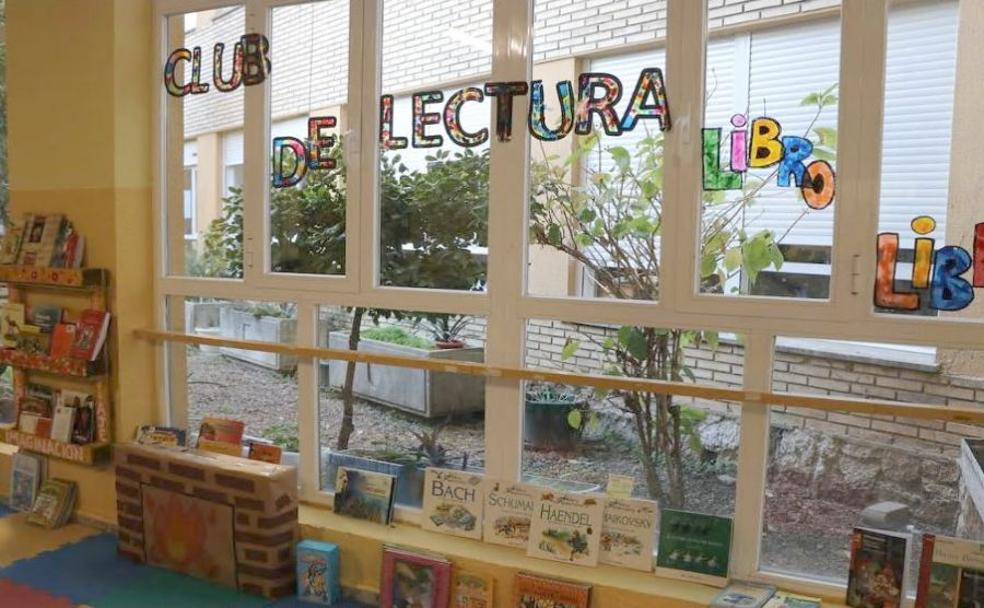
[135,425,187,447]
[333,466,396,525]
[17,325,51,356]
[421,467,484,540]
[70,393,96,444]
[51,404,77,442]
[380,546,451,608]
[296,539,341,606]
[36,215,66,267]
[763,592,822,608]
[196,417,245,456]
[247,441,283,464]
[22,383,55,418]
[1,302,25,348]
[0,222,25,265]
[710,582,776,608]
[27,478,77,529]
[598,496,658,572]
[18,412,40,434]
[527,490,604,567]
[512,572,591,608]
[71,309,111,361]
[30,304,62,332]
[915,534,984,608]
[16,214,44,265]
[654,509,733,585]
[50,323,77,358]
[483,479,536,548]
[9,451,44,512]
[64,232,84,268]
[846,527,910,608]
[452,570,493,608]
[35,417,52,438]
[0,397,15,428]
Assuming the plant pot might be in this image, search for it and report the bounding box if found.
[524,398,589,451]
[433,339,465,350]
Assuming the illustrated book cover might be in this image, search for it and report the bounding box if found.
[483,479,536,548]
[421,467,484,540]
[247,441,283,464]
[598,496,658,572]
[196,417,245,456]
[333,466,396,525]
[915,534,984,608]
[296,539,341,606]
[654,509,733,585]
[30,304,62,332]
[9,451,44,512]
[380,545,451,608]
[71,309,111,361]
[67,391,96,444]
[135,425,187,446]
[763,592,822,608]
[512,572,590,608]
[0,221,25,265]
[526,490,604,567]
[50,323,76,358]
[16,324,51,356]
[27,478,77,529]
[51,404,77,443]
[452,570,493,608]
[16,214,47,266]
[710,582,777,608]
[846,527,910,608]
[1,302,25,348]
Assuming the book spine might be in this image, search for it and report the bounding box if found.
[913,534,934,608]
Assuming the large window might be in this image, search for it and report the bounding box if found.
[154,0,984,596]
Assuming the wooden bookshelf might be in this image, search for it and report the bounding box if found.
[0,349,106,377]
[0,429,111,465]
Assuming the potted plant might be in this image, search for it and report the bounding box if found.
[417,313,471,349]
[524,383,590,451]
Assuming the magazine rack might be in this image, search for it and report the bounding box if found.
[0,265,112,465]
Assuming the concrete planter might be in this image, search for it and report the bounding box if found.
[219,308,297,371]
[324,333,485,418]
[185,301,225,332]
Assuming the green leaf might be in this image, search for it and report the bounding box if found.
[609,146,631,173]
[617,326,649,361]
[574,233,594,248]
[567,408,583,430]
[813,127,837,149]
[724,248,742,272]
[547,224,562,246]
[561,338,580,361]
[811,148,836,162]
[700,253,717,278]
[705,331,720,350]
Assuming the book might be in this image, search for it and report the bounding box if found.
[196,417,245,456]
[22,383,55,418]
[711,582,777,608]
[62,390,96,444]
[135,425,187,446]
[38,216,66,266]
[915,534,984,608]
[296,539,341,605]
[846,527,910,608]
[512,572,590,608]
[30,304,62,332]
[9,451,44,512]
[452,570,493,608]
[654,509,733,584]
[527,490,604,567]
[380,546,451,608]
[50,323,77,358]
[49,221,72,267]
[1,302,25,348]
[16,325,51,356]
[64,232,84,268]
[483,479,536,548]
[35,417,52,438]
[71,309,111,361]
[333,466,396,525]
[0,222,25,265]
[16,214,43,265]
[599,496,658,572]
[50,405,76,442]
[764,592,822,608]
[27,478,77,528]
[421,467,484,540]
[247,441,283,464]
[19,412,40,434]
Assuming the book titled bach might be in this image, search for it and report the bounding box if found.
[846,527,910,608]
[482,479,536,548]
[333,466,396,525]
[915,534,984,608]
[599,496,658,572]
[527,490,604,567]
[513,572,590,608]
[421,467,484,540]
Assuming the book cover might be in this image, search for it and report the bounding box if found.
[16,214,44,265]
[196,417,245,456]
[452,570,493,608]
[69,393,96,444]
[51,404,77,442]
[421,467,484,540]
[527,490,604,567]
[18,412,40,434]
[17,325,51,356]
[915,534,984,608]
[764,592,822,608]
[247,441,283,464]
[22,383,55,418]
[711,582,776,608]
[654,509,733,584]
[296,539,341,606]
[35,417,53,438]
[0,222,25,265]
[27,478,77,529]
[36,215,66,267]
[71,309,111,361]
[512,572,590,608]
[380,546,451,608]
[599,496,658,572]
[9,452,44,512]
[846,527,910,608]
[49,221,72,268]
[483,479,536,548]
[333,466,396,525]
[134,425,187,446]
[1,302,25,348]
[30,304,62,332]
[50,323,77,358]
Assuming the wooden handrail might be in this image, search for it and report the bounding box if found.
[135,328,984,424]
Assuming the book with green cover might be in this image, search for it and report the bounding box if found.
[654,509,733,585]
[916,534,984,608]
[27,478,77,528]
[333,466,396,525]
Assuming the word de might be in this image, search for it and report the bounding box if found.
[876,216,984,312]
[164,34,271,97]
[272,117,338,188]
[703,115,836,210]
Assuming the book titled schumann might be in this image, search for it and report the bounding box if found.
[527,490,604,567]
[482,479,536,548]
[421,467,484,540]
[513,572,590,608]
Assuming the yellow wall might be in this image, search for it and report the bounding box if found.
[3,0,156,525]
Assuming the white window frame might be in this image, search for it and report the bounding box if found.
[182,165,197,239]
[151,0,984,597]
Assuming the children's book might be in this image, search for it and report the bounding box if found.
[915,534,984,608]
[0,222,25,265]
[1,302,25,348]
[9,451,44,512]
[711,582,777,608]
[421,467,484,540]
[30,304,62,332]
[71,309,110,361]
[599,496,658,572]
[196,417,245,456]
[36,215,66,267]
[17,325,51,356]
[482,479,536,549]
[763,592,822,608]
[296,539,341,606]
[70,394,96,444]
[512,572,590,608]
[527,490,604,567]
[654,509,733,585]
[247,441,283,464]
[50,323,77,358]
[16,214,43,265]
[22,383,55,418]
[35,417,52,438]
[380,546,451,608]
[134,425,187,446]
[452,570,493,608]
[19,412,40,434]
[846,527,910,608]
[332,466,396,525]
[27,478,77,528]
[51,404,77,442]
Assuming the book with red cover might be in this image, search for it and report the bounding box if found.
[513,572,590,608]
[196,417,245,456]
[247,442,283,464]
[380,546,451,608]
[34,417,53,438]
[50,323,76,358]
[71,310,110,361]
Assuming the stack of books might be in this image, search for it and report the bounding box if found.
[0,302,111,362]
[26,478,77,528]
[0,214,85,268]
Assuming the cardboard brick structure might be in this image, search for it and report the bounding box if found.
[114,442,298,598]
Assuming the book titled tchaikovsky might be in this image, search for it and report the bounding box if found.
[916,534,984,608]
[482,479,536,548]
[513,572,590,608]
[527,490,604,567]
[421,467,484,540]
[599,496,658,572]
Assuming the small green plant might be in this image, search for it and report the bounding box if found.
[361,326,433,350]
[416,314,472,344]
[263,423,300,452]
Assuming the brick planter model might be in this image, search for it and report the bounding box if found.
[114,443,298,599]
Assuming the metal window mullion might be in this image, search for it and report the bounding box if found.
[242,0,270,287]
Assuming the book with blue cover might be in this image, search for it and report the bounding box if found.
[332,466,396,525]
[296,539,341,605]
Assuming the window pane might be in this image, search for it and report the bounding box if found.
[376,0,491,291]
[699,2,840,299]
[268,1,349,276]
[318,306,486,507]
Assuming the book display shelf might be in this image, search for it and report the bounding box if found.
[0,266,112,465]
